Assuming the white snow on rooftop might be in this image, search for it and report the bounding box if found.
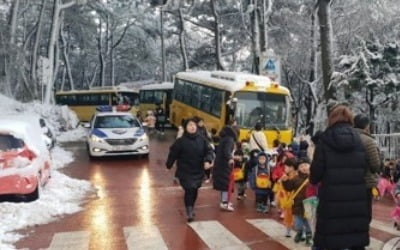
[140,82,174,90]
[176,71,289,93]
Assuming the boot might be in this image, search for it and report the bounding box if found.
[294,231,303,243]
[186,206,194,222]
[305,232,313,246]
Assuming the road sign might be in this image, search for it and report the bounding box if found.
[259,49,281,83]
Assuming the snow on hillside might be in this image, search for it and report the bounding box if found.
[0,95,96,249]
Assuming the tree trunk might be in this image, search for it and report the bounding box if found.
[44,0,76,104]
[4,0,20,97]
[210,0,225,71]
[110,29,115,86]
[178,8,189,71]
[250,0,260,74]
[98,19,105,87]
[160,9,167,81]
[318,0,335,102]
[258,0,273,53]
[61,22,74,90]
[60,66,66,91]
[31,0,47,96]
[305,7,318,135]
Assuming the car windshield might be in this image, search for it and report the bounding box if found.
[234,92,290,130]
[0,134,25,152]
[94,115,140,129]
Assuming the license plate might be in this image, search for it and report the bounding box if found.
[114,146,125,151]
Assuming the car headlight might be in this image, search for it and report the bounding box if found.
[138,133,148,141]
[90,134,105,143]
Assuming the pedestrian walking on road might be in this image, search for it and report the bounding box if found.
[194,116,213,183]
[249,152,272,213]
[310,103,370,250]
[213,125,237,212]
[282,157,313,246]
[155,103,166,134]
[166,118,214,222]
[354,114,381,223]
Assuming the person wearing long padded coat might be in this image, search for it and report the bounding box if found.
[310,104,370,250]
[213,125,237,212]
[166,118,214,222]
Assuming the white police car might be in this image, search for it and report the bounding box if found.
[87,106,149,158]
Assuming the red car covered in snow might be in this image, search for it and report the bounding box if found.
[0,119,51,201]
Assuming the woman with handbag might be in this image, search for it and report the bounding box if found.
[249,122,268,151]
[166,118,215,222]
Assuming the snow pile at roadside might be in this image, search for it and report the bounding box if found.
[0,172,95,249]
[0,145,96,249]
[57,126,88,143]
[0,95,96,249]
[0,94,80,136]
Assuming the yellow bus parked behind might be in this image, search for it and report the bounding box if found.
[169,71,292,147]
[139,82,174,118]
[55,87,139,122]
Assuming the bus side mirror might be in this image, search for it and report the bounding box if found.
[227,97,238,111]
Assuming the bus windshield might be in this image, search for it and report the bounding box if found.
[234,92,290,130]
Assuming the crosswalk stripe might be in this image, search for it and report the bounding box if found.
[189,220,250,250]
[123,225,168,250]
[382,237,400,250]
[47,231,90,250]
[371,219,400,236]
[247,219,384,250]
[246,219,310,250]
[369,238,384,250]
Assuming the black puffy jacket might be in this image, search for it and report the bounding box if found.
[310,122,369,249]
[166,132,214,189]
[213,126,237,191]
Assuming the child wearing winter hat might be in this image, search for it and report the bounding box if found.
[249,152,272,213]
[282,157,313,246]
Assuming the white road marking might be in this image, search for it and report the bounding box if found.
[371,219,400,236]
[124,225,168,250]
[247,219,384,250]
[189,220,250,250]
[246,219,310,250]
[47,231,90,250]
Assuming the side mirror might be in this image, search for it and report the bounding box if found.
[227,97,238,110]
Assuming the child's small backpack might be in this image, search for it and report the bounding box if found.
[255,167,271,189]
[233,163,245,181]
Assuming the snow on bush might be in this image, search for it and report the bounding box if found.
[0,94,79,136]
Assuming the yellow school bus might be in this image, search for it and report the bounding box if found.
[169,71,293,146]
[55,87,139,122]
[139,82,174,117]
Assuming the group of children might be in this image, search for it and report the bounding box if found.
[230,142,317,246]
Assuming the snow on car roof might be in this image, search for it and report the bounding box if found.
[140,82,174,90]
[0,119,48,156]
[176,71,275,92]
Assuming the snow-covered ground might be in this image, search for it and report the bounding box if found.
[0,94,96,249]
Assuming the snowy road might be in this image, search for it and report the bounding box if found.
[8,130,399,250]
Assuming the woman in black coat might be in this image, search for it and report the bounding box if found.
[166,118,214,222]
[213,125,237,211]
[310,104,370,250]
